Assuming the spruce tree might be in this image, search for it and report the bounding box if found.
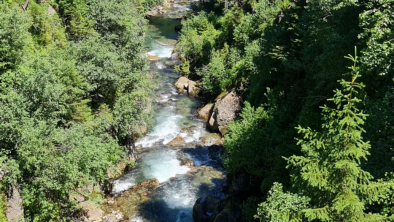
[286,50,392,222]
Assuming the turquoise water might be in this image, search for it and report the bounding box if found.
[109,4,225,221]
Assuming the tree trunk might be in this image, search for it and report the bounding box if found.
[22,0,29,11]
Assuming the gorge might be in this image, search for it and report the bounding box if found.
[102,1,227,221]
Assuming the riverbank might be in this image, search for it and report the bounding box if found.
[91,1,229,221]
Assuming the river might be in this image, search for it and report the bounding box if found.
[103,2,226,221]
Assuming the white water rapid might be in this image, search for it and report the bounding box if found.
[109,2,226,221]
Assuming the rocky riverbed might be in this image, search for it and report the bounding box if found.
[96,1,229,221]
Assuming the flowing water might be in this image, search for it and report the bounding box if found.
[104,2,226,221]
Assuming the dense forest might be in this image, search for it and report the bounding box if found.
[174,0,394,221]
[0,0,159,220]
[1,0,394,221]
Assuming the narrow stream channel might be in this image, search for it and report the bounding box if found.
[103,2,226,221]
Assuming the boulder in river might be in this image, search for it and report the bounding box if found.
[132,125,147,141]
[198,103,214,122]
[166,134,185,147]
[188,80,200,97]
[147,55,162,60]
[183,159,194,167]
[174,76,200,97]
[170,52,180,61]
[193,196,222,222]
[174,76,189,93]
[135,178,160,191]
[208,91,242,135]
[201,133,223,147]
[102,179,160,220]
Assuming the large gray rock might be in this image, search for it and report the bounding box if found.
[174,77,200,97]
[166,134,185,148]
[198,103,214,122]
[193,196,222,222]
[48,4,56,15]
[79,201,104,222]
[170,52,180,60]
[6,185,24,222]
[208,91,242,135]
[174,76,189,93]
[188,80,199,97]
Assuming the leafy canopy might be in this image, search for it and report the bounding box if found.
[286,50,392,222]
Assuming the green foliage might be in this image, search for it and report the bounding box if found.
[0,88,30,155]
[174,59,190,76]
[378,172,394,217]
[0,155,20,187]
[27,0,67,46]
[0,0,154,220]
[0,3,32,73]
[180,0,394,220]
[56,0,93,38]
[242,197,263,222]
[0,192,7,222]
[198,45,230,96]
[363,87,394,179]
[133,0,162,12]
[71,35,126,108]
[255,182,309,222]
[217,7,244,45]
[224,96,296,194]
[87,0,147,65]
[359,0,394,77]
[113,91,152,141]
[176,12,221,68]
[286,52,391,221]
[15,53,84,122]
[224,101,272,176]
[233,0,286,47]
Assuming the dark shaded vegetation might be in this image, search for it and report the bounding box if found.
[175,0,394,221]
[0,0,161,220]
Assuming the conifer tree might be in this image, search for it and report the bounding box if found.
[286,49,393,222]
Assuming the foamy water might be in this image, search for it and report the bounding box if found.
[112,148,190,193]
[109,5,225,221]
[155,61,166,69]
[139,149,190,183]
[147,42,174,58]
[112,176,136,193]
[163,180,197,209]
[135,106,183,148]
